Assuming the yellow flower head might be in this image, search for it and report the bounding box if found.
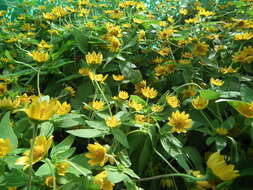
[0,138,12,157]
[118,91,129,100]
[138,29,146,41]
[16,136,53,168]
[64,86,76,96]
[166,95,180,108]
[191,170,212,189]
[157,47,171,57]
[210,77,224,86]
[85,51,103,65]
[37,40,53,50]
[141,86,158,99]
[0,83,7,96]
[79,68,90,76]
[234,101,253,118]
[56,101,71,115]
[0,97,20,109]
[108,36,121,52]
[179,8,188,15]
[112,74,124,81]
[56,161,70,176]
[29,51,49,62]
[134,80,147,95]
[192,96,209,110]
[45,176,55,187]
[159,27,175,39]
[24,97,59,121]
[193,42,209,56]
[207,152,240,181]
[85,142,108,167]
[216,128,228,135]
[182,86,197,98]
[168,110,192,133]
[151,104,164,112]
[128,100,143,111]
[234,32,253,41]
[88,71,108,83]
[135,114,145,124]
[90,100,105,111]
[105,116,121,128]
[93,171,114,190]
[51,6,68,17]
[219,66,238,74]
[233,46,253,64]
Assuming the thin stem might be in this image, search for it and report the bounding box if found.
[154,148,179,173]
[37,68,41,96]
[65,161,88,176]
[200,111,215,130]
[139,173,209,182]
[45,158,56,190]
[93,80,112,116]
[27,123,38,190]
[173,83,203,94]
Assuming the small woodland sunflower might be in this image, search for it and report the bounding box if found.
[85,142,108,167]
[168,110,192,133]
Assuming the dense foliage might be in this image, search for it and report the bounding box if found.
[0,0,253,189]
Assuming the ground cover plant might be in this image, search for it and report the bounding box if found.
[0,0,253,189]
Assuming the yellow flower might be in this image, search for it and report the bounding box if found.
[182,86,197,98]
[79,68,90,76]
[216,128,228,135]
[233,46,253,64]
[51,6,68,17]
[0,83,7,96]
[0,138,12,157]
[141,87,158,99]
[37,40,53,50]
[118,91,129,100]
[159,27,175,39]
[56,101,71,115]
[85,51,103,65]
[128,100,143,111]
[160,179,174,188]
[151,104,164,112]
[157,47,171,56]
[29,51,49,62]
[86,21,94,29]
[108,36,121,52]
[105,116,121,128]
[219,66,238,74]
[179,8,188,15]
[207,152,240,181]
[233,101,253,118]
[93,171,114,190]
[135,114,145,124]
[192,96,209,110]
[0,97,20,109]
[56,161,70,176]
[43,12,57,20]
[134,80,147,95]
[45,176,55,187]
[88,71,108,83]
[90,100,105,111]
[191,170,212,189]
[166,95,180,108]
[178,59,190,65]
[210,77,224,86]
[16,136,53,169]
[234,32,253,40]
[85,142,108,167]
[168,110,192,133]
[64,86,76,96]
[24,97,59,121]
[193,42,209,56]
[138,29,146,41]
[112,74,124,81]
[7,187,17,190]
[133,18,144,24]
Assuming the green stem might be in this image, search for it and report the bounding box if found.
[154,148,179,173]
[45,158,56,190]
[27,123,38,190]
[173,83,203,94]
[93,79,112,116]
[65,161,87,176]
[37,68,41,96]
[139,173,209,182]
[200,111,215,130]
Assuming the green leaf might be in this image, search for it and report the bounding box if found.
[240,84,253,102]
[51,40,75,60]
[119,62,142,84]
[35,163,51,177]
[161,136,189,171]
[138,138,152,174]
[0,112,18,149]
[215,136,227,150]
[72,30,89,54]
[53,113,84,128]
[112,128,129,148]
[4,169,28,187]
[221,116,235,130]
[200,90,220,100]
[67,129,108,138]
[39,122,54,137]
[183,147,203,173]
[129,95,147,106]
[85,120,108,130]
[107,167,126,183]
[60,177,99,190]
